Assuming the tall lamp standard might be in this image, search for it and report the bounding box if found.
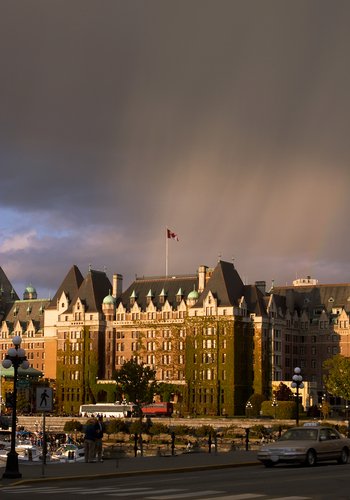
[271,397,278,419]
[2,335,29,479]
[291,367,304,426]
[245,401,252,418]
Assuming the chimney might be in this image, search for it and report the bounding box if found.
[255,281,266,295]
[198,265,208,293]
[112,273,123,298]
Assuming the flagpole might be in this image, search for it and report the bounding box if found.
[165,227,168,277]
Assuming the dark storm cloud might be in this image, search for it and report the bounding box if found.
[1,0,350,294]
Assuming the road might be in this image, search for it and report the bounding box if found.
[1,462,350,499]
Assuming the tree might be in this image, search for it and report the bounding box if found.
[274,382,293,401]
[113,359,157,405]
[154,382,176,402]
[323,355,350,401]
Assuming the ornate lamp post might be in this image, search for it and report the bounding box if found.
[245,401,252,418]
[271,397,278,419]
[2,335,29,479]
[291,367,304,426]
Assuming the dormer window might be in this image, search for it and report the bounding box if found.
[146,289,153,305]
[176,288,183,303]
[130,290,137,306]
[159,288,167,305]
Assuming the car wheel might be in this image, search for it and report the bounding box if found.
[337,447,349,464]
[305,449,317,466]
[262,460,274,468]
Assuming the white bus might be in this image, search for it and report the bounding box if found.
[79,403,136,418]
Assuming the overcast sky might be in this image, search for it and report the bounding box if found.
[1,0,350,299]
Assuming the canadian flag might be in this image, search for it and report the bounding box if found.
[167,228,179,241]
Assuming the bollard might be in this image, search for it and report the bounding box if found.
[134,433,138,457]
[171,431,175,456]
[208,432,212,453]
[245,428,250,451]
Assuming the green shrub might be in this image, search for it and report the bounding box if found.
[105,418,130,435]
[148,422,169,436]
[194,425,215,437]
[63,420,83,432]
[170,425,190,435]
[261,400,297,419]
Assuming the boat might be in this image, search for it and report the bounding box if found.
[50,443,85,462]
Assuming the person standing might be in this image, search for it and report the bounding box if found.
[84,418,97,463]
[94,415,104,462]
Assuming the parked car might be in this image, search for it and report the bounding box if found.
[257,423,350,467]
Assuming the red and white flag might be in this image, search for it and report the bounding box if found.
[167,228,179,241]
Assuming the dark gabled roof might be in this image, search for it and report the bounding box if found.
[195,260,245,308]
[243,284,269,317]
[67,269,112,313]
[3,299,50,330]
[47,265,84,309]
[0,267,19,318]
[118,274,198,311]
[272,283,350,316]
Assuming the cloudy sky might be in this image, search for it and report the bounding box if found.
[1,0,350,298]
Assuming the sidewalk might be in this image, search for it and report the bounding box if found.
[0,450,260,486]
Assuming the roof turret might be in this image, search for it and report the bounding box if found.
[103,293,115,305]
[187,287,199,300]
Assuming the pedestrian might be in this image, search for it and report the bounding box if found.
[94,415,104,462]
[84,418,97,463]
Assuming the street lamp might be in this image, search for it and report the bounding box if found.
[2,335,29,479]
[245,401,252,418]
[271,397,278,419]
[291,367,304,426]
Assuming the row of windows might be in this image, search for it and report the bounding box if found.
[0,330,41,339]
[60,388,81,402]
[26,352,45,359]
[115,340,187,352]
[115,310,188,322]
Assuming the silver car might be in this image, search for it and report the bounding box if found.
[257,424,350,467]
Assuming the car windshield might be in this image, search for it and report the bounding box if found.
[279,428,318,441]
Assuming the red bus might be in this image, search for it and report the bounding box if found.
[141,402,173,417]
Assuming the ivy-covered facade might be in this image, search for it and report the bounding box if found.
[111,261,271,416]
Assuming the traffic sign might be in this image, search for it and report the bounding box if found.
[36,387,53,412]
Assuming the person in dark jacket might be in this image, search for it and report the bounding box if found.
[84,418,97,463]
[94,415,104,462]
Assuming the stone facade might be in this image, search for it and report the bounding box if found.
[1,262,350,415]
